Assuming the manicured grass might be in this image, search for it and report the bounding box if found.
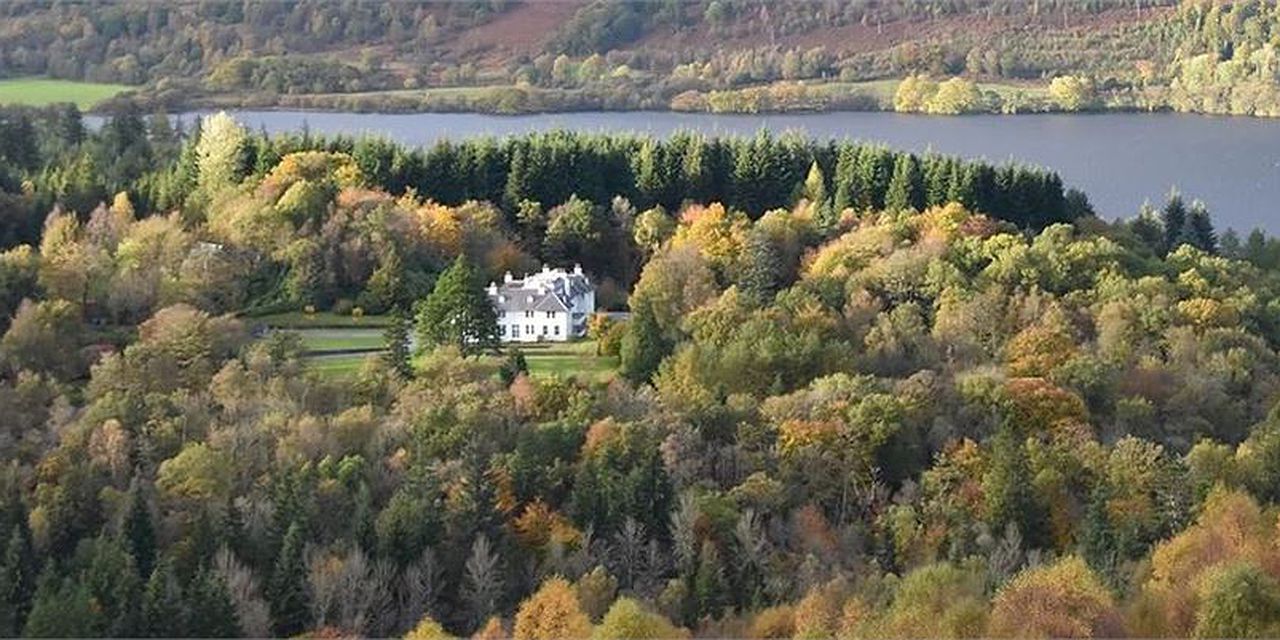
[295,334,617,382]
[248,310,391,329]
[306,353,376,379]
[499,340,618,383]
[294,328,386,353]
[0,78,130,109]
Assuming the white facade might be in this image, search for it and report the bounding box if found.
[488,265,595,343]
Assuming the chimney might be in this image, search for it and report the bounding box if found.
[504,271,514,283]
[487,282,497,295]
[573,263,583,275]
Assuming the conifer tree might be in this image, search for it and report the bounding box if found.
[142,559,185,638]
[122,481,157,579]
[415,255,499,357]
[1179,202,1217,253]
[23,570,95,638]
[1161,191,1188,252]
[886,153,925,211]
[268,522,310,637]
[619,302,668,384]
[383,307,413,377]
[187,567,241,638]
[0,525,33,635]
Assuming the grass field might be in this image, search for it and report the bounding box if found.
[307,352,377,378]
[248,311,391,329]
[296,336,618,382]
[504,341,618,383]
[0,78,130,109]
[294,328,387,353]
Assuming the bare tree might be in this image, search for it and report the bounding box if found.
[670,492,699,575]
[398,547,443,633]
[213,546,272,638]
[462,534,503,630]
[609,517,647,589]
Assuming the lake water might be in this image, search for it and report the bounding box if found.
[183,110,1280,234]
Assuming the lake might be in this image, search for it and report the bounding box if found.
[180,110,1280,234]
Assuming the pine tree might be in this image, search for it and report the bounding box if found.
[142,559,185,638]
[1079,484,1120,588]
[83,536,143,636]
[832,144,860,214]
[1161,191,1188,253]
[23,569,95,638]
[415,255,499,357]
[186,567,242,638]
[0,526,33,634]
[855,147,893,210]
[885,153,925,212]
[1179,202,1217,253]
[619,303,669,384]
[634,139,671,210]
[122,481,156,579]
[383,307,413,377]
[923,155,951,207]
[267,522,310,637]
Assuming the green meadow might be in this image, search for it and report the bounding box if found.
[0,78,129,109]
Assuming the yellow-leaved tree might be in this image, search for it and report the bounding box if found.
[989,556,1120,638]
[512,577,592,640]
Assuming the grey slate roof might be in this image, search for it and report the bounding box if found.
[489,267,591,314]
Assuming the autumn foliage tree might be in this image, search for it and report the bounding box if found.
[513,577,592,640]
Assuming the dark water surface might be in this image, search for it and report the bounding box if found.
[185,110,1280,233]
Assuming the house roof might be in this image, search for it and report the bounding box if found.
[489,267,591,314]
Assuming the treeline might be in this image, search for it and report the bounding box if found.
[2,103,1079,241]
[214,127,1077,228]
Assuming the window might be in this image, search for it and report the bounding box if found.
[511,325,520,337]
[554,325,560,336]
[500,325,506,336]
[526,325,533,335]
[546,311,556,319]
[525,310,534,318]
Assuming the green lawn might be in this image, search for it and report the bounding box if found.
[498,341,619,383]
[294,328,385,353]
[302,339,617,382]
[0,78,130,109]
[248,311,391,329]
[306,353,377,379]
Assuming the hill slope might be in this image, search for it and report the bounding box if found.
[5,1,1280,117]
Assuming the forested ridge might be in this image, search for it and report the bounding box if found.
[12,1,1280,116]
[0,105,1279,638]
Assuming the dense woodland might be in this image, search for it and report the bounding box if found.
[0,104,1279,639]
[13,1,1280,116]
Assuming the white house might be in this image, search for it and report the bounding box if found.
[488,265,595,343]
